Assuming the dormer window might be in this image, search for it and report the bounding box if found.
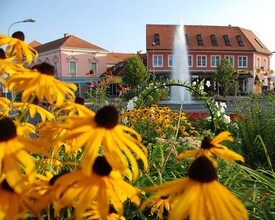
[154,33,160,45]
[223,35,231,46]
[210,34,218,46]
[196,34,204,46]
[236,35,244,46]
[185,34,190,46]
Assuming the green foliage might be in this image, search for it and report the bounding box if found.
[212,58,239,96]
[122,55,150,98]
[233,93,275,170]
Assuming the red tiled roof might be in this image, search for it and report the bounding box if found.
[29,40,41,48]
[107,52,134,64]
[34,35,108,53]
[146,24,271,54]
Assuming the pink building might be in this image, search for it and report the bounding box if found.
[30,34,122,97]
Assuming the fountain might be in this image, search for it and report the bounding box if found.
[169,24,192,104]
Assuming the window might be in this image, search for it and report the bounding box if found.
[197,55,207,67]
[185,34,190,46]
[54,62,58,75]
[236,35,244,46]
[210,34,218,46]
[256,57,261,69]
[188,55,193,67]
[211,55,221,67]
[153,55,163,67]
[196,34,204,46]
[238,56,248,68]
[263,58,267,70]
[224,55,234,66]
[168,55,173,67]
[154,33,160,45]
[69,61,77,74]
[223,35,231,46]
[90,62,97,74]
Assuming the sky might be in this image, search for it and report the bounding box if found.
[1,0,275,69]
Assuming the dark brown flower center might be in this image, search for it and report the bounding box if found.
[0,117,17,142]
[1,179,14,192]
[187,156,217,183]
[75,96,85,105]
[92,156,112,176]
[49,170,70,186]
[95,105,119,129]
[201,137,213,149]
[32,62,55,76]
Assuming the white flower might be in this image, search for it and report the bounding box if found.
[121,118,129,125]
[126,99,135,111]
[192,81,197,86]
[220,107,226,113]
[223,114,231,124]
[133,96,138,102]
[220,102,227,109]
[217,111,221,117]
[206,80,211,87]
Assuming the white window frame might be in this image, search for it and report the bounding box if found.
[263,58,267,70]
[197,55,207,67]
[238,56,248,68]
[168,55,173,67]
[224,55,234,67]
[211,55,221,67]
[153,55,163,67]
[69,61,77,74]
[256,57,261,69]
[188,55,193,67]
[90,62,98,74]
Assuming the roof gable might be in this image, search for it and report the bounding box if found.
[34,35,107,53]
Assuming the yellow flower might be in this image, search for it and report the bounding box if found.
[0,117,36,192]
[82,203,126,220]
[0,97,11,117]
[54,96,93,117]
[147,195,171,219]
[13,99,55,122]
[176,131,244,165]
[60,105,148,179]
[6,62,77,106]
[0,178,39,219]
[140,156,248,220]
[0,34,38,64]
[51,156,142,219]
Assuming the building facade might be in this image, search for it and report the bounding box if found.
[146,24,273,95]
[30,34,133,97]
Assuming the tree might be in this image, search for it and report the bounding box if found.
[122,55,150,97]
[212,58,239,96]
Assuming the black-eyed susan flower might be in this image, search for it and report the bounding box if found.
[51,156,142,219]
[6,62,77,107]
[13,98,55,122]
[0,117,36,191]
[140,156,248,220]
[176,131,244,165]
[60,105,148,179]
[0,33,38,64]
[146,195,171,219]
[0,97,11,117]
[0,177,39,219]
[82,203,126,220]
[54,96,93,118]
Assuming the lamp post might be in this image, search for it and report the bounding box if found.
[8,18,36,36]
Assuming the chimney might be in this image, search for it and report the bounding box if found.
[64,33,70,37]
